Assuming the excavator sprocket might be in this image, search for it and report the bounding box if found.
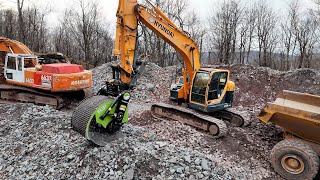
[151,103,228,138]
[210,108,249,127]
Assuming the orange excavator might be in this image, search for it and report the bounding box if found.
[0,36,92,108]
[71,0,245,146]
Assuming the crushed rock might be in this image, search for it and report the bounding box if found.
[1,62,319,179]
[0,105,232,180]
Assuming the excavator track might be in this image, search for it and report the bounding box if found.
[151,103,227,138]
[0,84,65,109]
[210,108,249,127]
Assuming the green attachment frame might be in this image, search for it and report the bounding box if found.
[85,100,129,140]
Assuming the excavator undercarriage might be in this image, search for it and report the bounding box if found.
[151,103,227,137]
[151,103,247,138]
[0,83,85,109]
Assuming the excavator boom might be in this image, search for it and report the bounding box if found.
[114,0,200,91]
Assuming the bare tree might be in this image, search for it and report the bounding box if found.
[279,0,299,70]
[0,3,52,53]
[65,0,101,68]
[22,5,52,52]
[17,0,26,43]
[245,5,258,64]
[295,12,319,68]
[255,0,277,67]
[238,5,257,64]
[208,0,242,64]
[0,10,17,39]
[52,1,114,68]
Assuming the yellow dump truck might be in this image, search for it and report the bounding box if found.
[258,90,320,180]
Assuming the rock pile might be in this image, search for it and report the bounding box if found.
[0,104,232,180]
[131,63,178,103]
[231,64,320,109]
[91,62,114,94]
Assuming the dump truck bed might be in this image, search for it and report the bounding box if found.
[258,90,320,144]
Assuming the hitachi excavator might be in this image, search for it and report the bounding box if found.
[0,37,92,108]
[71,0,245,146]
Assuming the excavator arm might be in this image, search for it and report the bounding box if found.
[114,0,201,94]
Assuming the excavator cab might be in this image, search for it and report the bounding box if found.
[170,68,235,113]
[188,69,235,113]
[4,53,37,82]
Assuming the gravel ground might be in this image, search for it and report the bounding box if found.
[0,104,232,180]
[0,62,319,179]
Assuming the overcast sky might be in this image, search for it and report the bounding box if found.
[1,0,317,30]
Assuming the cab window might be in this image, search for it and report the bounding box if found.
[24,58,35,68]
[191,72,210,104]
[208,72,228,101]
[18,57,23,71]
[178,76,184,84]
[7,56,16,70]
[219,73,227,89]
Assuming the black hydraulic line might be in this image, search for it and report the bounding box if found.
[100,93,123,120]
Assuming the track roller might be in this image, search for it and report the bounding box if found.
[151,103,227,138]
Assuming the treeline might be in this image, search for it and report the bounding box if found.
[0,1,50,53]
[206,0,320,70]
[0,0,113,69]
[0,0,319,70]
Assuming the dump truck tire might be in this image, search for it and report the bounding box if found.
[271,139,319,180]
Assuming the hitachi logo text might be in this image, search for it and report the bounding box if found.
[71,79,90,86]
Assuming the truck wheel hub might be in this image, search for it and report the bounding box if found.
[281,155,304,174]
